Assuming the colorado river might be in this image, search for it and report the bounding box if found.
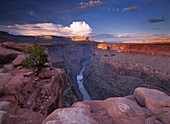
[77,62,91,100]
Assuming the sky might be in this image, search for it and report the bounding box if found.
[0,0,169,42]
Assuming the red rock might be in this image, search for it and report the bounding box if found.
[0,45,22,64]
[12,55,26,66]
[1,42,25,51]
[145,116,164,124]
[0,101,45,124]
[3,63,14,71]
[42,102,97,124]
[0,67,64,116]
[38,67,52,79]
[102,97,147,124]
[134,87,170,114]
[134,87,170,124]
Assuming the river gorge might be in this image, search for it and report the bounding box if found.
[0,37,169,124]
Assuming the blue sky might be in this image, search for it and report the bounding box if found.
[0,0,169,42]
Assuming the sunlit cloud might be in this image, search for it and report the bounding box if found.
[29,11,34,16]
[76,0,102,9]
[91,33,170,42]
[146,1,153,5]
[122,6,141,12]
[0,21,93,36]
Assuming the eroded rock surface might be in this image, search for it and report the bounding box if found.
[0,65,64,116]
[43,87,170,124]
[0,101,45,124]
[83,44,170,100]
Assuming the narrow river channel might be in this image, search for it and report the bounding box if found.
[76,62,91,100]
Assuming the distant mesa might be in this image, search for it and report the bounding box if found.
[94,40,104,43]
[0,31,94,43]
[64,36,93,42]
[35,35,53,40]
[124,38,170,44]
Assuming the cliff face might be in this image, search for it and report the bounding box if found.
[84,43,170,100]
[124,38,170,44]
[0,43,65,116]
[47,42,97,106]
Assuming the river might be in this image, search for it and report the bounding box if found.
[76,62,91,100]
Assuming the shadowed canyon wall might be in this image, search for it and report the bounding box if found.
[47,42,97,106]
[83,43,170,100]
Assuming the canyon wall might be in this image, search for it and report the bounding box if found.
[83,43,170,100]
[47,42,97,106]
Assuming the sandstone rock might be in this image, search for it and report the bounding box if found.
[1,42,25,51]
[0,101,45,124]
[102,97,147,124]
[134,87,170,124]
[38,68,52,79]
[134,87,170,114]
[44,88,168,124]
[12,55,26,66]
[145,116,164,124]
[42,102,97,124]
[0,67,64,116]
[3,63,14,71]
[0,45,21,64]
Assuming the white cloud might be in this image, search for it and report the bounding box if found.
[0,21,93,36]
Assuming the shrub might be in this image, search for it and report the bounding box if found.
[21,42,48,70]
[155,114,162,121]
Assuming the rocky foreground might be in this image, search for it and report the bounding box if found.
[43,87,170,124]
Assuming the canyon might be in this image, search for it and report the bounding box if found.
[0,33,169,124]
[83,43,170,100]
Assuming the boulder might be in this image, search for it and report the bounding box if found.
[134,87,170,114]
[42,102,97,124]
[0,67,64,116]
[0,101,45,124]
[0,45,21,64]
[12,55,26,66]
[102,97,147,124]
[1,42,25,51]
[38,67,52,79]
[134,87,170,124]
[43,88,169,124]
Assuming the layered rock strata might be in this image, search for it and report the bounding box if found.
[0,43,65,116]
[84,44,170,100]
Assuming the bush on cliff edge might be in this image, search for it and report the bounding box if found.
[21,42,48,71]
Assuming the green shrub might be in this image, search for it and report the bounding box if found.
[21,42,48,70]
[155,114,162,121]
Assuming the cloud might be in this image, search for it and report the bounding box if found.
[146,1,153,5]
[28,11,34,16]
[112,8,120,12]
[76,0,102,9]
[91,33,170,42]
[0,21,93,36]
[150,28,160,30]
[122,6,141,12]
[146,17,167,23]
